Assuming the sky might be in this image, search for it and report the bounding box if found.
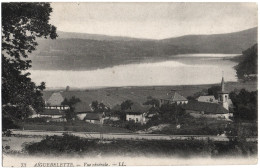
[49,2,258,39]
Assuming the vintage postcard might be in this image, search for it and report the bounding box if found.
[1,2,258,167]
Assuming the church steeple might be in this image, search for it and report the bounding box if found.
[221,76,225,92]
[218,74,229,111]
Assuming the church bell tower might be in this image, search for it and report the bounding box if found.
[218,76,229,110]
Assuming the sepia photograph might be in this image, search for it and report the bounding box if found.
[1,1,258,167]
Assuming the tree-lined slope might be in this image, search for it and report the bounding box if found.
[29,27,257,70]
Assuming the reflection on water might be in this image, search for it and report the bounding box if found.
[29,55,238,88]
[174,53,240,58]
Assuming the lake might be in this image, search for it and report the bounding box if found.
[29,54,238,88]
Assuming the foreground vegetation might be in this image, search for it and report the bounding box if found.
[16,120,130,133]
[22,133,257,157]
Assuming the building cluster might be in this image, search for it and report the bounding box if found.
[30,77,233,124]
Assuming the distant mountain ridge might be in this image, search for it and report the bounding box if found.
[161,27,257,53]
[57,31,152,41]
[29,27,257,70]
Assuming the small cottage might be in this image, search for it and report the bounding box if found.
[125,102,150,125]
[84,112,104,124]
[72,102,92,120]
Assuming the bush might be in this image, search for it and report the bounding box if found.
[3,129,12,137]
[125,120,144,131]
[24,134,257,157]
[2,116,19,131]
[104,120,145,131]
[25,133,96,155]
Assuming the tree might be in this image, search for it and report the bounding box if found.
[2,3,57,121]
[91,101,99,111]
[121,100,134,111]
[229,89,257,122]
[226,89,257,149]
[208,85,221,99]
[235,44,257,81]
[159,104,185,124]
[61,96,81,122]
[143,98,160,107]
[65,86,70,91]
[91,101,109,112]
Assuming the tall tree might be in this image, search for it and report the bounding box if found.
[229,89,257,121]
[121,100,134,111]
[207,85,221,99]
[61,97,81,122]
[2,3,57,120]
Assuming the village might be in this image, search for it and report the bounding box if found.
[28,77,234,130]
[2,3,258,165]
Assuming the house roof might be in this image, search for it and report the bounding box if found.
[42,90,170,114]
[159,91,187,101]
[125,102,151,114]
[43,90,125,112]
[126,112,143,115]
[46,92,64,106]
[197,96,218,103]
[84,113,103,120]
[183,101,229,114]
[72,102,92,113]
[39,109,65,115]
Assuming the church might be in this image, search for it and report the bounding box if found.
[184,77,233,120]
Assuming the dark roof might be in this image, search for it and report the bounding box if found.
[73,102,92,113]
[40,109,65,115]
[43,90,123,109]
[110,102,151,114]
[218,91,229,94]
[84,113,103,120]
[183,101,229,114]
[125,102,151,114]
[159,91,187,101]
[126,112,143,115]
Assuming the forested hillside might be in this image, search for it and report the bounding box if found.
[29,27,257,70]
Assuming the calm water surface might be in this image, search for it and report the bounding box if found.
[29,54,238,88]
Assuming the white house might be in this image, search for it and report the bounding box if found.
[84,112,104,124]
[124,102,150,125]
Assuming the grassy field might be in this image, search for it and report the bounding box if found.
[44,81,257,109]
[17,121,131,133]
